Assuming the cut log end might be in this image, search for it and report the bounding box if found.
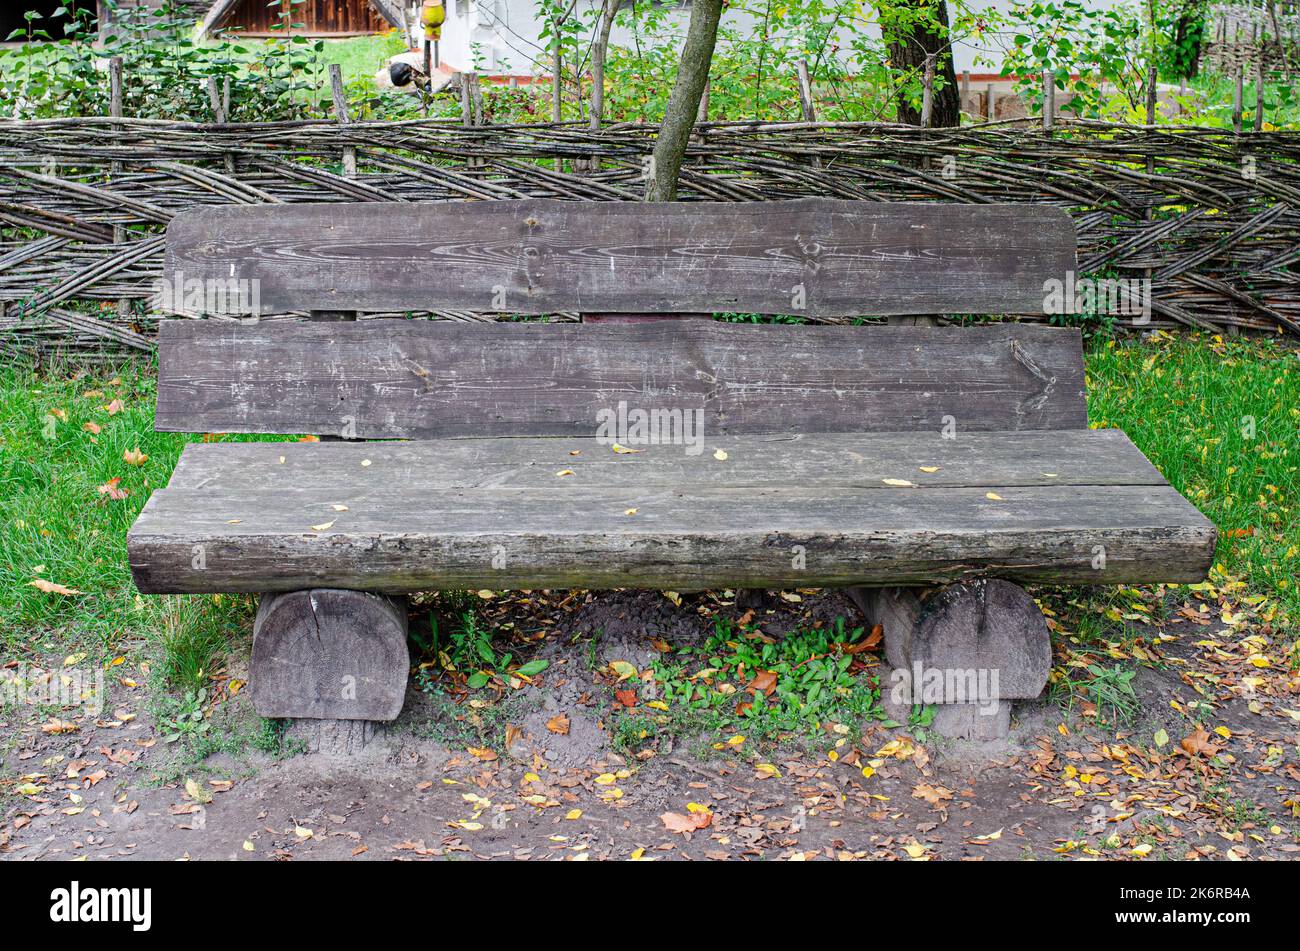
[251,589,410,722]
[849,580,1051,740]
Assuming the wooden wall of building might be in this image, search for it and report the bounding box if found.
[218,0,392,36]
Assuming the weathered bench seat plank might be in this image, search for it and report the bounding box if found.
[127,431,1215,594]
[167,428,1163,492]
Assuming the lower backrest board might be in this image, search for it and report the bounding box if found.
[154,321,1088,439]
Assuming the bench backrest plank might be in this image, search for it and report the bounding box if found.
[155,321,1087,438]
[163,198,1076,317]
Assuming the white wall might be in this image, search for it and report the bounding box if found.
[419,0,1133,78]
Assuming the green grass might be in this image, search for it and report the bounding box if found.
[626,615,882,749]
[220,31,408,89]
[0,359,285,670]
[1086,331,1299,621]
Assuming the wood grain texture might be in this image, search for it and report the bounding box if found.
[166,429,1165,493]
[250,589,409,721]
[128,451,1216,594]
[162,199,1077,317]
[849,581,1050,699]
[154,321,1089,437]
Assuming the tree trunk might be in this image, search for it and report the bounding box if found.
[589,0,618,130]
[883,0,961,127]
[645,0,723,201]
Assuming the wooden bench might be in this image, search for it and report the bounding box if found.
[127,198,1216,743]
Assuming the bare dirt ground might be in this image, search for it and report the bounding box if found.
[2,589,1298,861]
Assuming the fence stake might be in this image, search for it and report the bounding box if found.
[793,65,819,167]
[985,83,996,121]
[422,38,432,117]
[961,69,970,114]
[109,57,130,322]
[109,57,123,177]
[329,64,357,179]
[1042,68,1054,131]
[552,36,563,122]
[206,77,237,175]
[1232,66,1244,132]
[206,76,225,123]
[1253,59,1265,131]
[919,53,935,129]
[1145,65,1157,125]
[796,59,817,122]
[457,72,485,169]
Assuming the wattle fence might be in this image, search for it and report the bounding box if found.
[1,116,1298,358]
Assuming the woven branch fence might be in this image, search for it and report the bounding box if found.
[1,116,1298,358]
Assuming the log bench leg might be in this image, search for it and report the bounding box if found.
[846,580,1050,741]
[250,589,410,749]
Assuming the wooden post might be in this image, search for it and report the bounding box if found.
[1254,59,1265,131]
[920,53,936,128]
[1144,64,1157,333]
[960,69,970,115]
[793,63,818,168]
[1145,64,1158,125]
[1042,68,1055,131]
[690,78,710,148]
[206,76,224,123]
[1233,65,1244,132]
[459,71,479,125]
[108,57,123,152]
[206,76,236,175]
[422,37,432,116]
[847,580,1050,741]
[460,71,485,169]
[551,30,563,122]
[109,57,130,323]
[985,82,996,121]
[329,64,357,179]
[795,59,817,121]
[251,589,409,723]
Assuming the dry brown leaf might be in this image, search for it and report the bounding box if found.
[545,714,570,736]
[912,783,954,807]
[660,810,712,834]
[747,670,778,697]
[30,578,82,596]
[97,477,128,500]
[1180,728,1222,758]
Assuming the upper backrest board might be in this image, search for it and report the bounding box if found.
[162,198,1077,317]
